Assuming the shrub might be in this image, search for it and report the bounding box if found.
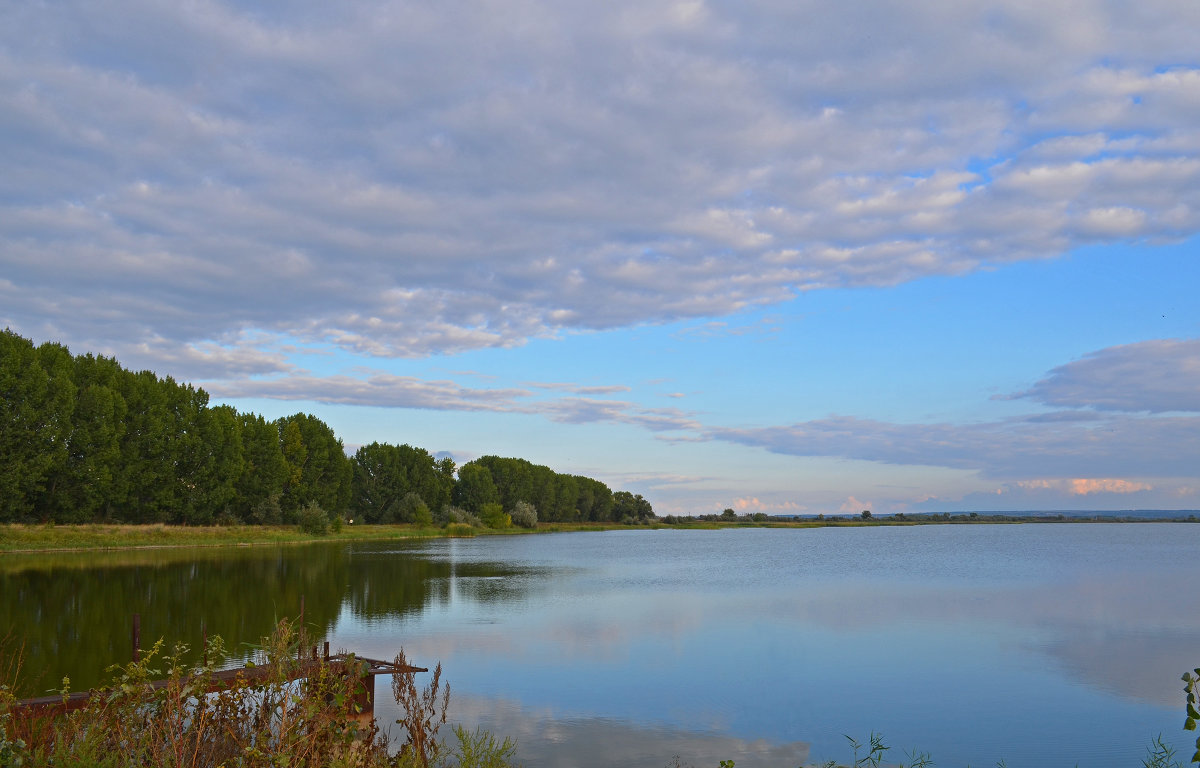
[413,505,434,527]
[396,492,431,525]
[509,501,537,529]
[445,523,476,538]
[480,503,510,529]
[296,502,329,536]
[445,506,482,527]
[214,508,239,527]
[448,724,518,768]
[247,494,283,525]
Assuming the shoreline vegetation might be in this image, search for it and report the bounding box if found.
[3,511,1197,554]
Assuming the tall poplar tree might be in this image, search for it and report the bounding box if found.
[0,331,75,521]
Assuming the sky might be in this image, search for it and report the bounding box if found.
[2,0,1199,516]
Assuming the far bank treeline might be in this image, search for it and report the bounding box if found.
[0,330,654,526]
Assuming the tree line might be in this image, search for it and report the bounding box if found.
[0,329,653,526]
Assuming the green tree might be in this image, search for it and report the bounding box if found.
[235,413,288,524]
[178,403,244,524]
[453,463,500,514]
[351,443,455,523]
[0,331,75,522]
[351,442,407,523]
[113,370,178,523]
[277,413,352,519]
[41,354,128,522]
[614,491,655,522]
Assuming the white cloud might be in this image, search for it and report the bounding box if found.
[3,1,1200,369]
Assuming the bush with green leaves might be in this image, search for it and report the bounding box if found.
[480,503,510,529]
[509,501,537,529]
[296,501,329,535]
[1181,668,1200,763]
[397,492,433,526]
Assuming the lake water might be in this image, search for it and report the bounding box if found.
[3,524,1198,766]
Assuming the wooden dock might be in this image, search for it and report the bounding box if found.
[11,609,425,721]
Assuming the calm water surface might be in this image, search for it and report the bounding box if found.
[4,524,1198,766]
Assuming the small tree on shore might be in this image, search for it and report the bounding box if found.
[509,501,537,529]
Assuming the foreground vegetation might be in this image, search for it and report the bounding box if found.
[0,619,515,768]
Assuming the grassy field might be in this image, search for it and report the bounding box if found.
[0,520,660,553]
[0,522,460,553]
[1,513,1172,554]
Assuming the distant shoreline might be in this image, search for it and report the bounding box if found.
[3,513,1197,554]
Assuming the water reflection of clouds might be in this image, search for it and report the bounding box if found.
[723,573,1200,707]
[373,693,812,768]
[357,569,1200,711]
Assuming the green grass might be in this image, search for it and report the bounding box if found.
[0,523,452,553]
[3,513,1184,555]
[0,520,656,553]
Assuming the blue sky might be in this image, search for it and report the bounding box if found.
[2,0,1199,514]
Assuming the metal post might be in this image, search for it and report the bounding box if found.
[323,641,330,660]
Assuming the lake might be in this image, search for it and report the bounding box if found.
[3,524,1198,766]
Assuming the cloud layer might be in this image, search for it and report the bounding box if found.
[202,336,1200,491]
[3,0,1200,365]
[1012,338,1200,413]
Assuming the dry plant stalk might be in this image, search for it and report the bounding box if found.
[391,648,450,768]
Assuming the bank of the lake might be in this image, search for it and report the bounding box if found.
[3,513,1196,553]
[0,521,694,553]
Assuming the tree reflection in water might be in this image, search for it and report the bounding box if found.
[0,541,533,693]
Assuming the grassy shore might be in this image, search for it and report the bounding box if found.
[0,520,649,553]
[0,522,445,553]
[3,513,1189,554]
